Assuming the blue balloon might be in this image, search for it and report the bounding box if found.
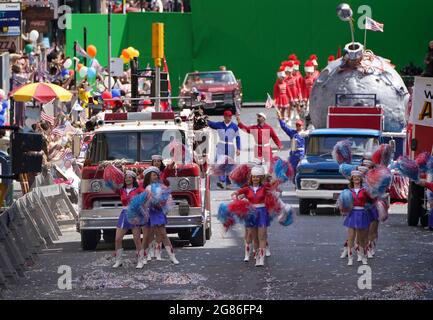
[61,68,69,77]
[0,107,5,116]
[112,89,121,98]
[87,67,97,79]
[2,101,8,110]
[0,114,5,125]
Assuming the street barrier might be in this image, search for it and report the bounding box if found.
[0,184,78,296]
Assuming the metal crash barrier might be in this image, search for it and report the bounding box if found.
[0,184,78,296]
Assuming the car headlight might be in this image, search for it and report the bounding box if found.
[301,180,319,190]
[178,178,190,191]
[91,180,102,193]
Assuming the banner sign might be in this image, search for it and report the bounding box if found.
[410,77,433,128]
[0,2,21,37]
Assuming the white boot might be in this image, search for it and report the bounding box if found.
[155,242,163,261]
[340,241,348,259]
[165,246,179,265]
[255,248,265,267]
[367,242,374,259]
[347,248,353,266]
[148,240,155,260]
[244,243,251,262]
[136,249,148,269]
[112,249,123,268]
[265,243,271,257]
[356,245,362,262]
[362,247,369,265]
[370,241,376,256]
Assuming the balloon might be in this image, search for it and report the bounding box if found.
[77,63,84,71]
[120,55,130,64]
[126,47,135,59]
[133,49,140,58]
[63,58,73,69]
[121,49,130,59]
[61,69,69,77]
[0,107,5,116]
[87,67,97,79]
[112,89,121,98]
[25,44,34,54]
[2,101,8,110]
[0,114,5,125]
[69,70,75,77]
[29,30,39,42]
[103,76,115,89]
[79,66,88,78]
[87,45,97,58]
[102,91,112,100]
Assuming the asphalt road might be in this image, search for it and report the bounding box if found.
[2,108,433,300]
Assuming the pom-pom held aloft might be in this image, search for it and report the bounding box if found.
[338,189,354,215]
[372,144,393,167]
[103,165,125,190]
[395,157,420,182]
[229,164,252,187]
[365,167,392,198]
[415,152,432,173]
[126,191,149,225]
[339,164,358,179]
[332,140,353,165]
[273,158,294,183]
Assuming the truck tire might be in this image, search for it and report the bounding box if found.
[178,229,191,241]
[408,182,424,227]
[190,226,206,247]
[205,225,212,240]
[299,199,312,216]
[103,230,116,244]
[81,230,101,251]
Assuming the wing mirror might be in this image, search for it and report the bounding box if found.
[388,139,396,153]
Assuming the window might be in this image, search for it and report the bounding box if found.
[307,136,379,157]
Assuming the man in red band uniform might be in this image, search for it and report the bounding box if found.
[309,54,321,80]
[236,113,282,171]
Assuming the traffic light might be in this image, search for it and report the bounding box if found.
[152,23,164,67]
[11,132,43,175]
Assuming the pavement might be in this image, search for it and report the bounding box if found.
[2,108,433,300]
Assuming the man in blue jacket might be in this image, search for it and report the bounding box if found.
[207,110,241,189]
[276,109,305,178]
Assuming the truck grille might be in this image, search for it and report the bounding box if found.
[319,184,348,191]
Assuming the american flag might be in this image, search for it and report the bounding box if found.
[74,42,90,59]
[52,125,66,136]
[60,148,74,161]
[365,16,384,32]
[41,111,55,126]
[265,93,274,109]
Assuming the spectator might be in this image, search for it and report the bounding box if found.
[422,41,433,77]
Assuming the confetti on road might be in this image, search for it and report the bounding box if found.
[361,282,433,300]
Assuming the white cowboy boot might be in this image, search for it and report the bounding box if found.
[347,247,353,266]
[340,241,348,259]
[370,241,376,256]
[155,242,163,261]
[255,248,265,267]
[244,243,251,262]
[367,242,374,259]
[165,246,179,265]
[362,247,369,265]
[148,240,156,260]
[265,243,271,257]
[356,245,363,262]
[112,249,123,268]
[136,249,148,269]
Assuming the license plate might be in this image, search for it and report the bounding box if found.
[333,193,340,200]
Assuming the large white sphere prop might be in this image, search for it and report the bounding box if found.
[336,3,353,21]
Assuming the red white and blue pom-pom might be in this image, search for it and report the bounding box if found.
[126,191,149,225]
[149,182,174,215]
[229,164,252,187]
[228,199,253,220]
[372,144,393,167]
[277,204,294,227]
[339,164,358,179]
[377,199,389,222]
[338,189,354,215]
[415,152,431,173]
[365,167,392,198]
[103,164,124,190]
[332,140,352,164]
[273,158,294,183]
[395,156,420,182]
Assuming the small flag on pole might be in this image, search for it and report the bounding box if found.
[365,16,384,32]
[265,93,274,109]
[74,42,90,59]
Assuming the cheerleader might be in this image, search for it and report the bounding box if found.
[342,170,373,266]
[136,166,179,268]
[111,170,145,268]
[274,67,292,121]
[232,166,270,267]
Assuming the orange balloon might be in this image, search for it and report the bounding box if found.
[77,63,83,71]
[122,49,130,59]
[87,45,97,58]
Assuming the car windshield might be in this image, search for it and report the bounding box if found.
[307,135,379,157]
[184,72,236,87]
[88,130,186,163]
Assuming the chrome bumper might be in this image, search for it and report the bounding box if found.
[79,206,203,230]
[296,189,342,200]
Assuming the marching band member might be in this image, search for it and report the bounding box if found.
[232,166,271,267]
[284,61,302,120]
[309,54,320,80]
[274,67,292,121]
[301,61,316,108]
[207,110,241,190]
[108,169,145,268]
[236,113,282,172]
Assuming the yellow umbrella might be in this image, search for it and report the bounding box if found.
[12,82,73,104]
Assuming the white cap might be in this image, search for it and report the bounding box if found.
[256,112,267,120]
[151,155,163,161]
[362,160,374,167]
[311,59,318,66]
[351,170,363,177]
[143,166,160,176]
[277,71,286,78]
[284,66,294,73]
[125,170,137,178]
[251,166,265,176]
[293,64,300,71]
[305,66,315,73]
[357,166,369,174]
